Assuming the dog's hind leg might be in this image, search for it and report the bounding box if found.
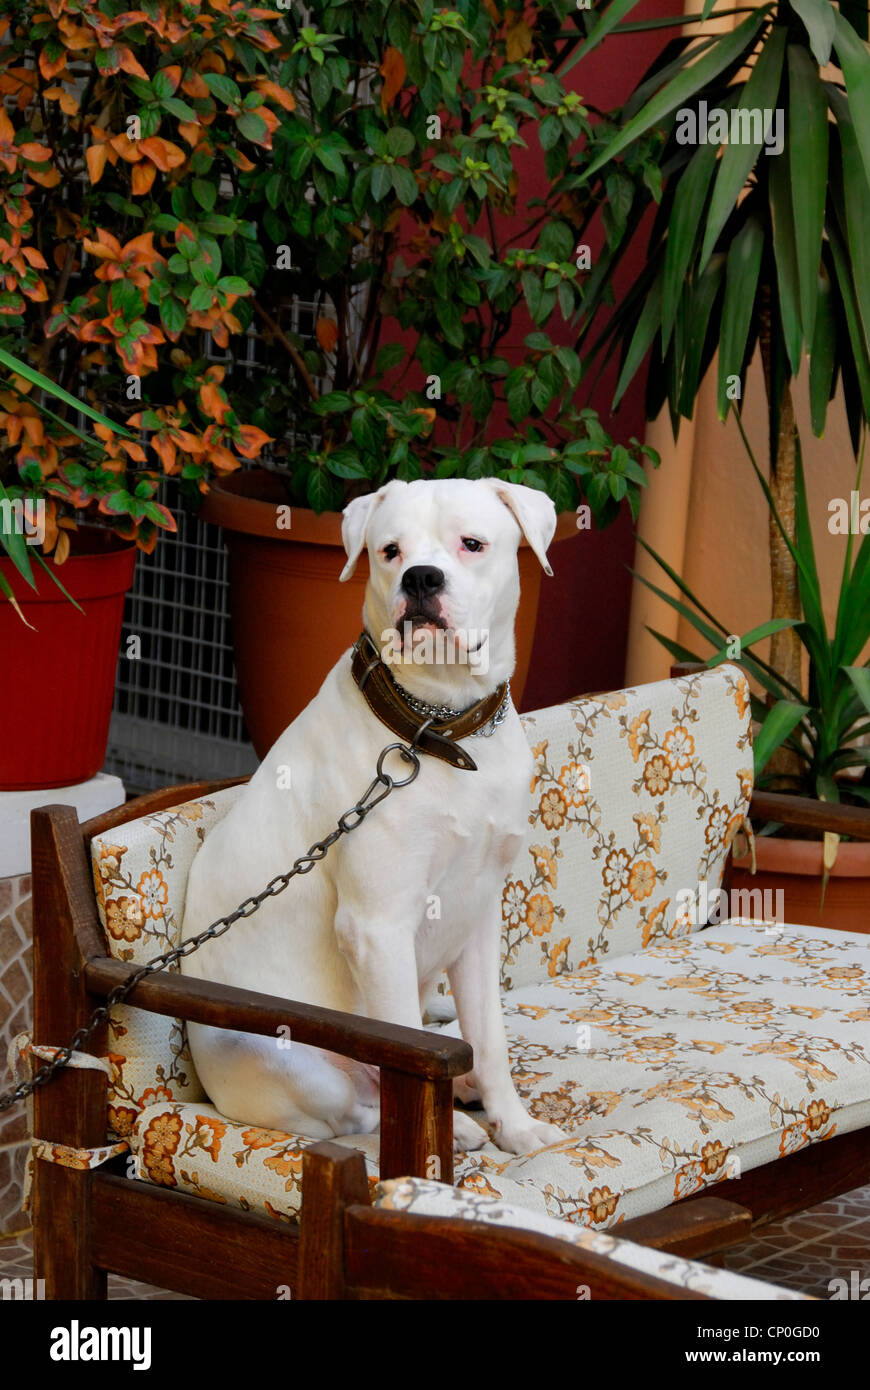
[186,1023,379,1138]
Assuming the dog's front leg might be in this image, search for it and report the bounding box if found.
[448,912,567,1157]
[333,901,487,1153]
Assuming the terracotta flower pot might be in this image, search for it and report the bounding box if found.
[730,834,870,935]
[0,527,136,790]
[201,468,578,759]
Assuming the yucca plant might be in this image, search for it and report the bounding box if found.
[635,430,870,810]
[560,0,870,705]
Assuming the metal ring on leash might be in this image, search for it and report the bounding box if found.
[376,740,423,786]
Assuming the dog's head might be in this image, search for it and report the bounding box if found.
[339,478,557,700]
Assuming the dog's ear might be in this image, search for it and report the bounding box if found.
[487,480,558,576]
[339,488,387,581]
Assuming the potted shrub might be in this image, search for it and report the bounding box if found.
[190,0,659,750]
[0,0,279,783]
[0,350,176,789]
[563,0,870,926]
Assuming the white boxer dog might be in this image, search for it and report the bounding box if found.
[180,476,567,1156]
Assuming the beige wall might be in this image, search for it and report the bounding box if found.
[626,358,862,686]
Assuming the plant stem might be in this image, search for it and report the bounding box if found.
[252,299,320,402]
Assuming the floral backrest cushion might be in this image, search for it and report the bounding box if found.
[90,785,246,1139]
[374,1176,811,1300]
[497,664,753,991]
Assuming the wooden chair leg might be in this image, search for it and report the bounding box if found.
[31,807,108,1300]
[298,1143,371,1299]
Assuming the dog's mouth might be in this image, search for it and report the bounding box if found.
[396,607,448,648]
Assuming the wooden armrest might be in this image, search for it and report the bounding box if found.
[84,956,472,1080]
[748,791,870,842]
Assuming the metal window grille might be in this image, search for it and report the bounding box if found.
[103,303,332,795]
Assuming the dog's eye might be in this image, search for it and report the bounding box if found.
[461,537,484,553]
[382,542,400,562]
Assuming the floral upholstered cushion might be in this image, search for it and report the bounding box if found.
[373,1177,813,1299]
[90,785,245,1138]
[439,920,870,1226]
[126,1100,377,1221]
[494,664,753,990]
[122,919,870,1242]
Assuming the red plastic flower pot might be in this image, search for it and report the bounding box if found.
[0,527,136,791]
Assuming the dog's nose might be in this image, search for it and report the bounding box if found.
[401,565,445,600]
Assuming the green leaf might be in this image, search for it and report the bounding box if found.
[391,164,418,206]
[326,447,370,479]
[753,699,811,777]
[192,179,216,212]
[809,263,835,436]
[699,25,787,271]
[788,0,835,67]
[385,127,415,158]
[583,10,771,179]
[828,87,870,363]
[0,347,135,438]
[662,142,718,351]
[707,617,802,667]
[613,271,663,407]
[160,296,186,335]
[371,163,392,202]
[834,10,870,188]
[717,215,763,418]
[844,665,870,716]
[768,129,804,374]
[203,72,241,106]
[558,0,650,77]
[679,253,726,416]
[828,217,870,419]
[31,548,84,614]
[788,43,828,348]
[0,479,35,589]
[236,111,268,145]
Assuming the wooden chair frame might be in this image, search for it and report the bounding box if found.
[297,1142,737,1300]
[28,750,870,1300]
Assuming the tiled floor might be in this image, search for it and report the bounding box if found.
[2,1185,868,1299]
[723,1184,870,1299]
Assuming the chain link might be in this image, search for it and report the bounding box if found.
[0,740,422,1114]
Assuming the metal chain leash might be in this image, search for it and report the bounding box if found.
[0,738,425,1114]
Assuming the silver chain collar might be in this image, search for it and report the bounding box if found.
[388,669,512,738]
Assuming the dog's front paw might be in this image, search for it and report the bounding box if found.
[453,1110,489,1153]
[492,1117,567,1156]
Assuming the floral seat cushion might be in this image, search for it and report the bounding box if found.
[373,1176,814,1300]
[125,919,870,1235]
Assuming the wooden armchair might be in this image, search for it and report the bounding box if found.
[24,664,870,1300]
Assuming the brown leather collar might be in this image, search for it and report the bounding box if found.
[350,630,509,771]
